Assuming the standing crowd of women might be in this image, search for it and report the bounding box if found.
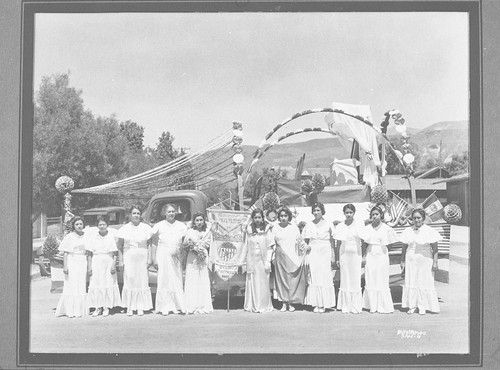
[55,202,442,318]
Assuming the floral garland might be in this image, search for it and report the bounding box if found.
[55,176,74,194]
[232,121,244,176]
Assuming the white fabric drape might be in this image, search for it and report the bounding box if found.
[326,102,381,187]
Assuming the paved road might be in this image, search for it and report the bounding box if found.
[29,260,469,355]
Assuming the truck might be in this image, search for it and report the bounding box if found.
[49,190,247,297]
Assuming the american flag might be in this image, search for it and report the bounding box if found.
[387,191,410,227]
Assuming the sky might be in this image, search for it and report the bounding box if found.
[33,12,469,151]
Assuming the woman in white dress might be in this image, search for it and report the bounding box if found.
[55,216,89,318]
[334,204,364,313]
[151,204,188,315]
[86,216,122,317]
[272,207,307,312]
[400,208,441,315]
[243,209,275,313]
[183,212,213,314]
[303,202,336,313]
[361,206,399,313]
[117,206,154,316]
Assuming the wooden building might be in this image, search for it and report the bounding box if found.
[433,173,470,226]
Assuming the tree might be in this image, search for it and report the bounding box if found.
[120,120,144,152]
[155,131,179,163]
[33,73,132,215]
[445,151,469,175]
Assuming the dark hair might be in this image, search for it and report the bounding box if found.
[411,208,426,220]
[250,209,267,233]
[71,216,84,231]
[129,205,142,214]
[370,206,385,219]
[311,202,326,215]
[191,212,207,231]
[343,203,356,213]
[277,207,293,222]
[96,215,108,226]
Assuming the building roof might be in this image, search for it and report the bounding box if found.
[414,167,450,179]
[432,173,470,184]
[384,175,446,191]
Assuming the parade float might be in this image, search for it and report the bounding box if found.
[47,102,461,301]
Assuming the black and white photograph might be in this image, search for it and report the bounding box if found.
[1,0,497,369]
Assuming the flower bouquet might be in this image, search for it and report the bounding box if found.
[184,238,208,267]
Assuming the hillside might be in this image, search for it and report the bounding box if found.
[242,120,469,174]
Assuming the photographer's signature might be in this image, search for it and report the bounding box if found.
[397,329,427,339]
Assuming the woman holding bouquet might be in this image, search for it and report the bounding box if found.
[243,209,275,313]
[151,204,188,315]
[183,212,213,314]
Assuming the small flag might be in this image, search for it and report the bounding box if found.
[421,193,444,222]
[387,191,410,227]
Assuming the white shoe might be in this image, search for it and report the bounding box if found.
[137,309,144,316]
[127,309,133,316]
[288,305,295,312]
[313,306,319,313]
[419,309,426,315]
[280,305,287,312]
[92,309,100,317]
[318,307,325,313]
[161,311,169,316]
[102,308,109,317]
[407,308,416,314]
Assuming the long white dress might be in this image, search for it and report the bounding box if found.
[86,231,122,309]
[303,220,336,308]
[400,224,441,313]
[55,232,89,317]
[334,221,364,313]
[184,227,213,314]
[243,224,274,313]
[361,223,399,313]
[152,220,188,314]
[117,222,154,311]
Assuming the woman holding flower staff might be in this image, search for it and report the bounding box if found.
[183,212,213,314]
[303,202,336,313]
[86,216,122,317]
[151,204,188,315]
[55,216,89,318]
[361,206,399,313]
[117,206,154,316]
[242,209,275,313]
[272,207,307,312]
[399,209,441,315]
[334,204,364,314]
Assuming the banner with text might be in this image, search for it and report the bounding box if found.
[207,209,250,281]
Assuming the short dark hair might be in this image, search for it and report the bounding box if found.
[370,206,384,220]
[129,205,142,214]
[277,207,293,221]
[191,212,207,231]
[311,202,326,215]
[250,209,267,233]
[411,208,426,220]
[71,216,84,230]
[96,215,108,226]
[343,203,356,213]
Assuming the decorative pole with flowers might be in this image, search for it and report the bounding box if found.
[55,175,75,235]
[380,110,417,206]
[232,121,244,210]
